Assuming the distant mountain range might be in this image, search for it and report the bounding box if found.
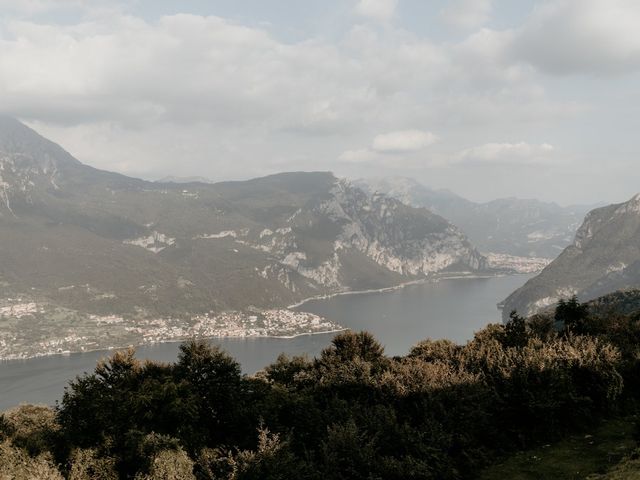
[0,116,487,357]
[503,193,640,319]
[356,177,593,259]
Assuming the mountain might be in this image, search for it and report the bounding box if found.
[0,117,487,358]
[502,194,640,319]
[355,177,592,259]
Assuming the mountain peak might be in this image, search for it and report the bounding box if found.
[0,116,80,170]
[611,192,640,217]
[0,117,88,215]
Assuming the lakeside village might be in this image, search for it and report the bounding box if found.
[0,302,343,360]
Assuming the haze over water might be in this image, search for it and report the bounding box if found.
[0,274,531,411]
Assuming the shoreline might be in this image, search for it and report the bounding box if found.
[287,278,428,309]
[0,328,348,363]
[288,271,512,310]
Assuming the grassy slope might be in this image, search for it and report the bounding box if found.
[480,416,639,480]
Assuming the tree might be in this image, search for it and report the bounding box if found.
[503,311,528,348]
[555,295,589,334]
[320,331,385,364]
[175,340,250,449]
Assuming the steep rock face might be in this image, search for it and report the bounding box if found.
[248,179,487,291]
[356,176,591,259]
[321,180,486,276]
[502,194,640,319]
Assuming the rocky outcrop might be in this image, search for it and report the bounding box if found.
[212,177,487,292]
[502,194,640,320]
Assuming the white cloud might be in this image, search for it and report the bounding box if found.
[511,0,640,74]
[0,12,462,178]
[354,0,398,22]
[338,129,438,164]
[441,0,493,30]
[372,130,438,153]
[0,15,362,128]
[455,142,555,165]
[338,148,376,163]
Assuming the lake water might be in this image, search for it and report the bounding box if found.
[296,274,533,356]
[0,274,531,411]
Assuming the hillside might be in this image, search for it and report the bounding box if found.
[0,116,487,358]
[502,194,640,319]
[356,177,591,259]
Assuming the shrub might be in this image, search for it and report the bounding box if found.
[68,448,118,480]
[0,440,63,480]
[135,447,195,480]
[0,404,59,456]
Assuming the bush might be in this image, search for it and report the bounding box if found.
[0,440,63,480]
[0,404,59,456]
[68,448,118,480]
[135,447,195,480]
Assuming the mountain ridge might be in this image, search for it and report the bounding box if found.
[0,117,488,358]
[502,193,640,319]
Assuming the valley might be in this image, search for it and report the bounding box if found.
[0,116,494,359]
[0,116,633,361]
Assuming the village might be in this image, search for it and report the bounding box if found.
[0,302,343,360]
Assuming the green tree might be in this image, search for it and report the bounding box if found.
[503,310,528,347]
[320,331,385,364]
[556,295,589,334]
[175,340,251,449]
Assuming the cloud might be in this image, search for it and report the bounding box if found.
[354,0,398,22]
[338,148,376,163]
[455,142,556,165]
[0,14,360,129]
[440,0,493,30]
[511,0,640,74]
[372,129,438,153]
[0,12,461,178]
[339,129,438,164]
[0,3,616,203]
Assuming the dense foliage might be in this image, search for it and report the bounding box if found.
[2,298,640,479]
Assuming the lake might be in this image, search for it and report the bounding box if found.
[0,274,531,411]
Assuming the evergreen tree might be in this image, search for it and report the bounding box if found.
[555,295,589,334]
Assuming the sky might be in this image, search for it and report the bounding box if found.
[0,0,639,205]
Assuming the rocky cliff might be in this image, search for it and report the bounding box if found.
[502,194,640,319]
